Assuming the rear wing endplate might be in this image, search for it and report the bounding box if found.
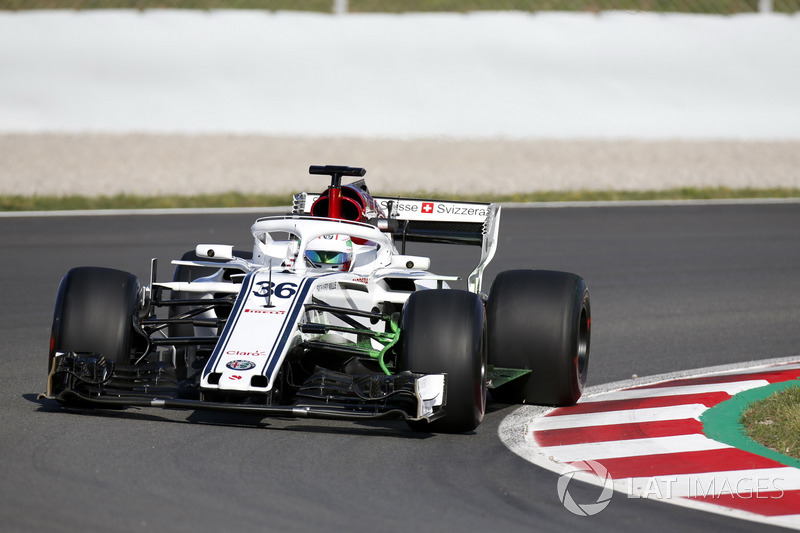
[294,193,501,294]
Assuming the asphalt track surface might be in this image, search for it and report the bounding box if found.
[1,202,799,533]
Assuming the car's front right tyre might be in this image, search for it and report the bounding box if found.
[49,266,140,403]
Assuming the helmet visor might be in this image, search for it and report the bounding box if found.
[305,250,350,265]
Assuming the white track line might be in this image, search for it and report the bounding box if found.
[580,380,768,402]
[530,404,709,430]
[536,434,730,462]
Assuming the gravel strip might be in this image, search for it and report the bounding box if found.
[2,134,799,196]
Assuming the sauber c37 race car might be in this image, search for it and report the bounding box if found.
[45,166,591,433]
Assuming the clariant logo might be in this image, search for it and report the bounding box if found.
[557,460,614,516]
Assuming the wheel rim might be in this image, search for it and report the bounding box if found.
[576,307,590,386]
[477,348,487,418]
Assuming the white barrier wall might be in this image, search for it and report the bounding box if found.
[2,10,800,139]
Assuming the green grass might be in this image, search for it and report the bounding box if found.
[2,187,798,212]
[0,192,289,211]
[349,0,772,14]
[0,0,332,9]
[742,385,800,460]
[3,0,800,13]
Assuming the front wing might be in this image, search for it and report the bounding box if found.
[44,351,448,423]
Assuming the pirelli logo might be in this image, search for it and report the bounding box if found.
[244,308,287,315]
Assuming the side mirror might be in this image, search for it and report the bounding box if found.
[195,244,234,260]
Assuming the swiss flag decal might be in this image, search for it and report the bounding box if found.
[422,202,434,214]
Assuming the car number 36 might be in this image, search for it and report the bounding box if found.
[253,281,298,299]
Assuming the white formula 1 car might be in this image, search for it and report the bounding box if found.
[46,166,590,433]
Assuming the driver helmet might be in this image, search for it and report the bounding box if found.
[305,235,353,272]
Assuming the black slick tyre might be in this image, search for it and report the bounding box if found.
[168,250,222,340]
[168,250,251,388]
[487,269,590,406]
[400,289,487,433]
[49,266,140,372]
[168,249,253,338]
[169,250,230,385]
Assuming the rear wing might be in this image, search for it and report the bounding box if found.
[293,192,501,294]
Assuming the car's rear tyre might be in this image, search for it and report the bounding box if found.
[49,266,140,373]
[400,289,487,433]
[169,250,252,389]
[169,250,223,340]
[487,269,590,406]
[169,249,253,338]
